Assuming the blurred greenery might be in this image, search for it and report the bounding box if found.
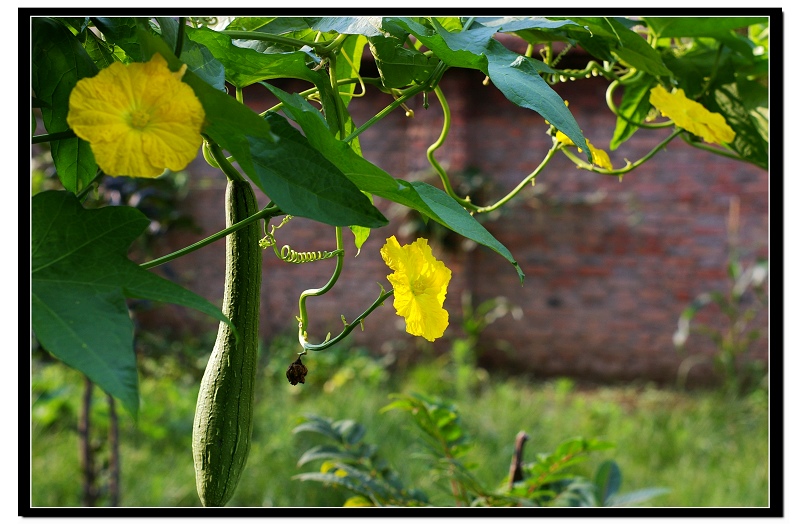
[30,327,769,507]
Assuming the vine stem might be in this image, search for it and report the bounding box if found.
[301,287,394,352]
[107,394,120,506]
[139,142,282,269]
[559,127,684,176]
[426,86,558,214]
[605,80,674,130]
[174,17,186,58]
[342,84,427,144]
[297,226,345,347]
[682,135,748,164]
[79,377,96,507]
[139,204,281,270]
[32,129,76,143]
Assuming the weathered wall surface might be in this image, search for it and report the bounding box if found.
[137,60,769,386]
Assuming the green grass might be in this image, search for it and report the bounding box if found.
[29,336,769,507]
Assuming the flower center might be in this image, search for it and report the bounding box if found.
[129,109,151,130]
[411,277,428,296]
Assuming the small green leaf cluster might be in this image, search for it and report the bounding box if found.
[294,393,669,507]
[293,414,429,506]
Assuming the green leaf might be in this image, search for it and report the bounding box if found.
[185,26,328,89]
[571,17,670,76]
[78,28,118,70]
[56,17,91,34]
[704,79,768,169]
[605,18,671,76]
[156,17,226,90]
[388,18,589,158]
[336,34,369,109]
[225,17,294,33]
[311,17,384,37]
[31,17,99,193]
[351,225,370,256]
[644,17,769,38]
[474,16,584,34]
[606,487,670,507]
[293,415,346,443]
[333,419,368,445]
[264,84,524,282]
[594,460,622,504]
[610,74,656,150]
[184,26,342,131]
[90,17,151,61]
[292,471,377,501]
[368,34,439,89]
[31,191,231,418]
[297,445,361,467]
[253,114,388,228]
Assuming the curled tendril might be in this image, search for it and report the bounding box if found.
[279,245,342,264]
[259,233,342,264]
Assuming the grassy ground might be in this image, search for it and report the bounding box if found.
[29,335,769,508]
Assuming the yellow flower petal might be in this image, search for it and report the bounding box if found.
[556,132,613,170]
[555,131,574,146]
[380,236,452,342]
[587,140,613,170]
[649,86,735,145]
[67,53,205,178]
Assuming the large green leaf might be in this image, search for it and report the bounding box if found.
[264,85,524,282]
[185,26,329,89]
[386,17,589,159]
[31,17,99,193]
[31,191,231,418]
[250,114,389,228]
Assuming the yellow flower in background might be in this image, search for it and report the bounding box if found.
[380,236,452,342]
[649,85,735,145]
[67,53,205,178]
[555,131,613,170]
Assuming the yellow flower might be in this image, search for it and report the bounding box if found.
[380,236,452,342]
[555,131,613,170]
[67,53,205,178]
[649,85,735,145]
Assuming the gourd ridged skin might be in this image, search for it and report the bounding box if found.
[192,179,261,507]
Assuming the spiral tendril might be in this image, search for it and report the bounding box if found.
[279,245,342,264]
[259,232,342,264]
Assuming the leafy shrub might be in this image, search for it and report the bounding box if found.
[293,393,668,507]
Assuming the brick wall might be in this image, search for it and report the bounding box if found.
[137,61,769,386]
